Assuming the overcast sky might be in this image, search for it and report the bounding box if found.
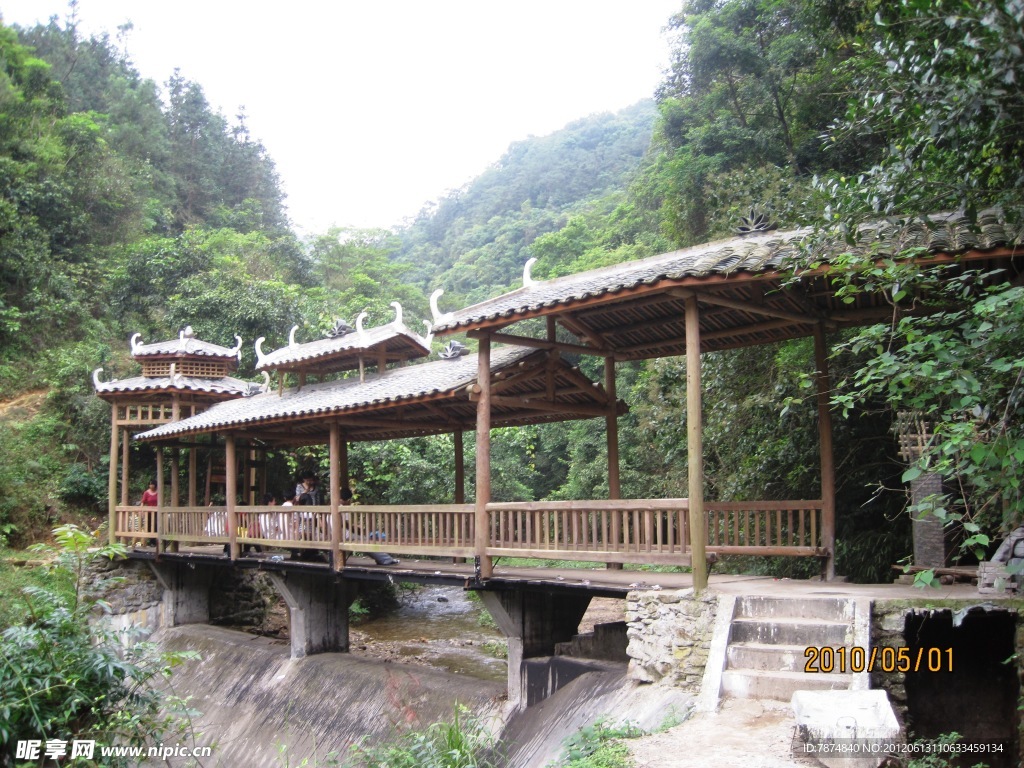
[2,1,679,235]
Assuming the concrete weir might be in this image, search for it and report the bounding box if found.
[157,624,504,765]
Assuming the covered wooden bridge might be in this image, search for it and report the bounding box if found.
[98,211,1023,590]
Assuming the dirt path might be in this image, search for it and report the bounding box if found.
[628,698,818,768]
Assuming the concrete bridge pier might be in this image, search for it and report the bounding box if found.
[268,572,355,659]
[149,562,214,628]
[477,589,593,710]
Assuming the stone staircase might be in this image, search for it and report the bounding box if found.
[720,595,857,701]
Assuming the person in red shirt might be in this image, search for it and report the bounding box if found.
[140,480,158,506]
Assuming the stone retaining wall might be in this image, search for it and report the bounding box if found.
[625,588,718,690]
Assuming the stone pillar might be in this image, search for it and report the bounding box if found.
[477,588,592,709]
[911,472,946,567]
[268,572,354,659]
[148,562,213,627]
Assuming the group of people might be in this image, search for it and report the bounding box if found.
[141,471,398,566]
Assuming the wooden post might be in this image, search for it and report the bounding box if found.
[189,447,197,508]
[120,424,130,507]
[330,422,343,571]
[226,435,238,560]
[814,323,836,580]
[685,296,707,591]
[108,405,118,545]
[155,448,164,551]
[475,336,493,578]
[605,356,623,570]
[171,448,180,507]
[454,430,465,504]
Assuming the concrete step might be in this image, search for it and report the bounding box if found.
[726,642,814,673]
[734,595,854,623]
[721,668,853,702]
[729,617,852,647]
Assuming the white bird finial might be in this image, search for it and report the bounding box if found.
[390,301,404,327]
[356,311,368,341]
[260,371,271,392]
[130,333,142,353]
[430,289,447,323]
[255,337,267,366]
[230,335,243,357]
[92,368,105,388]
[423,320,434,347]
[288,325,299,347]
[523,257,538,288]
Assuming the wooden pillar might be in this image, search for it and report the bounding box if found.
[155,448,164,551]
[605,356,623,570]
[108,405,119,545]
[685,296,707,591]
[330,422,344,571]
[475,336,493,578]
[188,447,197,508]
[454,430,465,504]
[171,448,180,507]
[814,323,836,580]
[226,435,238,560]
[120,425,130,507]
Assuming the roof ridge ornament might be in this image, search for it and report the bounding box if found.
[288,325,299,348]
[423,320,434,347]
[130,333,143,354]
[92,367,105,387]
[735,208,777,235]
[439,340,467,359]
[326,318,355,338]
[523,257,538,287]
[356,311,368,343]
[259,371,271,393]
[430,289,451,323]
[390,301,404,328]
[254,337,268,367]
[230,335,243,362]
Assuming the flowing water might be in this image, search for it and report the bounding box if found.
[351,585,508,682]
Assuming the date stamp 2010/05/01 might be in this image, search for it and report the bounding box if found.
[803,646,953,674]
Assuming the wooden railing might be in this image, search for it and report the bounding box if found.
[485,499,691,565]
[704,500,824,555]
[116,499,825,564]
[343,505,475,557]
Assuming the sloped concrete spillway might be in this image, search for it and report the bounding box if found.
[158,624,505,766]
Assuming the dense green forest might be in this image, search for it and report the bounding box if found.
[1,0,1022,588]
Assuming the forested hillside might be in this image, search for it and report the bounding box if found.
[2,0,1021,585]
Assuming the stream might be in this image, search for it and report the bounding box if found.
[349,585,508,683]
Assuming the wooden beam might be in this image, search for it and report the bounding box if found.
[685,295,707,592]
[814,323,836,580]
[482,394,612,419]
[454,430,465,504]
[670,287,826,326]
[558,312,613,349]
[475,335,493,578]
[606,356,622,571]
[468,330,606,357]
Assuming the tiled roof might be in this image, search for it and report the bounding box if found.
[255,323,431,372]
[136,346,533,440]
[432,210,1023,334]
[93,374,259,398]
[131,332,241,360]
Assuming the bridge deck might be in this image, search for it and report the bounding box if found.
[125,546,986,601]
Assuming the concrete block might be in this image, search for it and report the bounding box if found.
[791,689,902,768]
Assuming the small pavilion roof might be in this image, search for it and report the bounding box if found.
[92,371,259,401]
[130,328,242,364]
[136,346,624,445]
[255,312,431,376]
[431,210,1023,359]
